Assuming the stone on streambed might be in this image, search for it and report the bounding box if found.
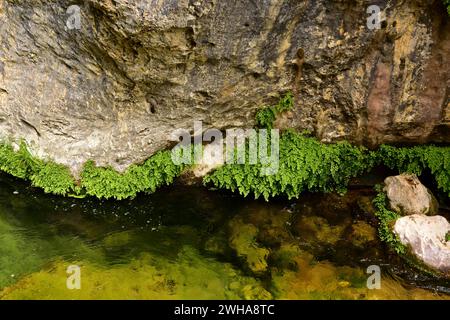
[393,214,450,274]
[383,174,449,275]
[384,174,439,216]
[228,217,270,275]
[350,221,377,248]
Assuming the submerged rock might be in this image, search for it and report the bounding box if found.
[0,247,273,300]
[228,217,270,275]
[295,215,346,246]
[350,221,377,248]
[393,214,450,274]
[384,174,439,216]
[269,242,447,300]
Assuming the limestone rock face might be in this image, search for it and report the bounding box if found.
[384,174,439,216]
[394,214,450,274]
[0,0,448,174]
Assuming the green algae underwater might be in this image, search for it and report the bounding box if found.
[0,172,449,300]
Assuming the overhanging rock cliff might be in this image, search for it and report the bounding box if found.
[0,0,448,174]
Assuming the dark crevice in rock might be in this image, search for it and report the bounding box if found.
[20,119,40,137]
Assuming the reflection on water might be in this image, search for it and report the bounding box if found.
[0,172,448,300]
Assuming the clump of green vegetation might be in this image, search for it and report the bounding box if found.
[446,232,450,242]
[30,161,80,196]
[81,151,184,200]
[444,0,450,15]
[0,141,185,199]
[1,92,449,202]
[0,143,30,179]
[372,186,406,255]
[0,142,78,195]
[204,130,376,201]
[255,93,294,129]
[210,93,449,202]
[1,134,449,202]
[378,145,450,197]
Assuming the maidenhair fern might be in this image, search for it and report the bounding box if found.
[0,141,185,199]
[0,126,448,201]
[372,186,407,255]
[444,0,450,15]
[81,151,184,200]
[0,142,77,195]
[255,93,294,129]
[0,143,32,179]
[204,133,450,202]
[378,145,450,197]
[204,130,377,201]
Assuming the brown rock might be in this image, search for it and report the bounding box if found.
[384,174,439,216]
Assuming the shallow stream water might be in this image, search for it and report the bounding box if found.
[0,172,449,300]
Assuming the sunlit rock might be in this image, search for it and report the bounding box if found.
[384,174,439,216]
[394,214,450,274]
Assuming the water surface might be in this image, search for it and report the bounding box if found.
[0,173,448,300]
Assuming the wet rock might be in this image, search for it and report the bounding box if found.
[0,1,448,174]
[190,143,225,178]
[183,128,249,181]
[393,214,450,274]
[384,174,439,216]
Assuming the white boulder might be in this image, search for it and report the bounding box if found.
[394,214,450,273]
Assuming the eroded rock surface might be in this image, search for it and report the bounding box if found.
[0,0,448,174]
[394,214,450,274]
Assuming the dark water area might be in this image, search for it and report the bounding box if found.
[0,172,448,300]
